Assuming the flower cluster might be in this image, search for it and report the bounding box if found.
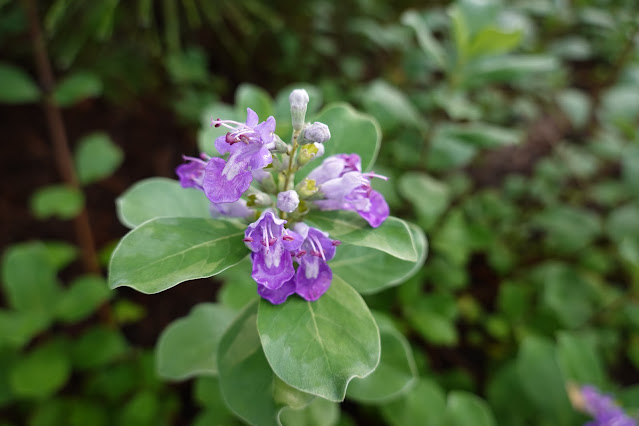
[175,90,389,304]
[570,385,637,426]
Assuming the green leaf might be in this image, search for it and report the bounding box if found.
[427,130,478,171]
[516,335,574,425]
[116,177,212,229]
[30,184,85,220]
[0,63,40,103]
[404,298,458,346]
[257,279,380,401]
[0,310,49,349]
[467,55,560,87]
[359,80,424,134]
[235,83,275,121]
[10,340,70,398]
[74,132,123,185]
[298,103,381,180]
[557,89,591,129]
[53,71,102,107]
[399,172,450,230]
[330,222,427,294]
[1,242,61,318]
[55,275,111,323]
[193,377,240,425]
[42,241,77,272]
[109,217,247,293]
[156,303,236,380]
[218,257,259,309]
[279,397,340,426]
[305,211,419,262]
[346,313,417,402]
[446,391,497,426]
[533,206,601,254]
[380,379,446,426]
[401,10,447,69]
[432,209,471,266]
[217,301,280,426]
[438,123,521,148]
[71,326,128,370]
[468,27,522,58]
[556,332,606,388]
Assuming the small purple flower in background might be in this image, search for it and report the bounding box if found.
[204,108,276,203]
[570,384,637,426]
[293,223,340,301]
[308,153,390,228]
[176,154,209,190]
[243,209,303,292]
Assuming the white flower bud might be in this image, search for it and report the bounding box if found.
[277,190,300,213]
[300,122,331,145]
[289,89,309,131]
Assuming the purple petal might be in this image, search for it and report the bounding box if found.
[245,108,259,127]
[307,156,348,185]
[176,158,206,190]
[209,199,253,219]
[251,249,296,290]
[257,278,296,304]
[215,134,232,155]
[203,157,252,203]
[296,258,332,301]
[356,189,389,228]
[247,145,273,171]
[282,229,304,251]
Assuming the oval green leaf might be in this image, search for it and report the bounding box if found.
[257,279,380,401]
[108,217,247,293]
[305,211,420,262]
[74,132,123,185]
[446,391,497,426]
[156,303,236,380]
[331,222,427,294]
[53,71,102,107]
[30,184,85,220]
[298,103,381,180]
[10,340,70,398]
[346,313,418,402]
[116,178,212,229]
[0,63,40,104]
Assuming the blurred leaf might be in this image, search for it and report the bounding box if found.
[446,391,497,426]
[0,310,49,349]
[42,241,77,272]
[427,130,478,171]
[486,362,535,426]
[468,27,522,58]
[257,279,380,401]
[557,89,591,129]
[432,209,471,266]
[74,132,123,185]
[607,203,639,243]
[1,242,61,318]
[10,340,70,399]
[399,172,450,230]
[438,123,521,148]
[108,217,247,294]
[346,312,417,403]
[235,83,274,121]
[53,71,102,107]
[467,55,559,87]
[30,184,84,220]
[556,332,606,388]
[601,85,639,131]
[533,206,601,254]
[165,46,208,84]
[117,390,159,425]
[116,177,211,229]
[404,292,458,346]
[71,326,128,370]
[380,379,446,426]
[0,62,40,103]
[359,80,424,134]
[279,397,340,426]
[193,377,240,425]
[55,275,111,323]
[401,10,447,69]
[156,303,236,380]
[112,299,147,325]
[516,335,574,425]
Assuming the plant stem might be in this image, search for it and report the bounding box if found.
[22,0,100,275]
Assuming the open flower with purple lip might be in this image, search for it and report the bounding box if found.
[203,108,276,203]
[308,153,390,228]
[243,209,303,296]
[579,385,637,426]
[292,223,340,301]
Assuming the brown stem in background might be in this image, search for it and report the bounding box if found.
[22,0,100,275]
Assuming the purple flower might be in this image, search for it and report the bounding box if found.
[203,108,276,203]
[580,386,637,426]
[176,154,209,190]
[243,209,303,292]
[308,154,390,228]
[292,223,340,301]
[257,278,296,305]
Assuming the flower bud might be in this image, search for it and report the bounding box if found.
[297,144,319,167]
[271,134,289,154]
[295,178,318,198]
[246,188,272,207]
[277,190,300,213]
[289,89,309,131]
[300,122,331,145]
